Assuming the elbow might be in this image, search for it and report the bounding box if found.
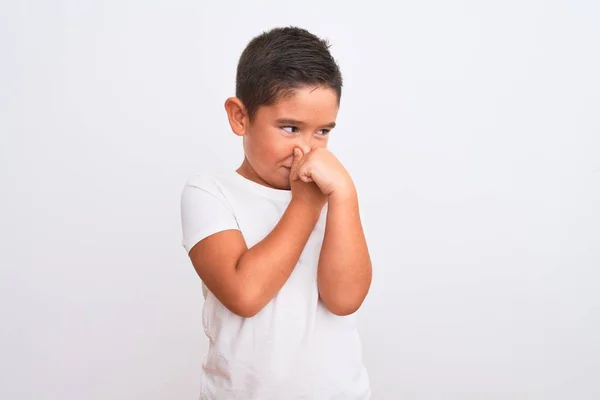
[327,303,362,316]
[226,288,266,318]
[230,303,261,318]
[321,295,364,316]
[230,308,260,319]
[329,307,359,317]
[319,277,371,316]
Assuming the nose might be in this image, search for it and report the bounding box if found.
[296,135,314,155]
[298,143,312,155]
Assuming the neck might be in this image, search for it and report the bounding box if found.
[237,157,278,189]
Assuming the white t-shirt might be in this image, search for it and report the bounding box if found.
[180,170,371,400]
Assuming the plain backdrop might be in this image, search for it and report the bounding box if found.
[1,1,599,399]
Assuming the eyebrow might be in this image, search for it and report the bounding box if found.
[275,118,336,129]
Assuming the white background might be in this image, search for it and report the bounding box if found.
[1,1,599,399]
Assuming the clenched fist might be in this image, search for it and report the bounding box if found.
[291,147,355,198]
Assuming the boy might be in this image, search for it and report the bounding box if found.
[181,26,372,399]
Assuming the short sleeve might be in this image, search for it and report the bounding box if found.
[180,175,240,253]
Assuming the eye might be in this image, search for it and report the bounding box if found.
[316,129,331,136]
[281,126,298,134]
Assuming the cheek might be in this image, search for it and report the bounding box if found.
[272,139,294,159]
[314,138,329,149]
[247,130,290,165]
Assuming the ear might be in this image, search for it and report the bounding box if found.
[224,97,249,137]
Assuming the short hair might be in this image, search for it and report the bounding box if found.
[235,26,343,121]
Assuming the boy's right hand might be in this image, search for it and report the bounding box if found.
[290,148,327,211]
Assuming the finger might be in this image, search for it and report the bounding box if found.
[290,148,303,181]
[297,160,313,183]
[300,174,313,183]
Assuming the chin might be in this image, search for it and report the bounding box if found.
[275,169,291,190]
[279,182,291,190]
[272,177,290,190]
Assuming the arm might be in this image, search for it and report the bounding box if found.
[187,149,325,318]
[317,186,372,316]
[292,147,372,316]
[189,198,320,318]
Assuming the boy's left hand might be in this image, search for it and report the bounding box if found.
[292,148,355,198]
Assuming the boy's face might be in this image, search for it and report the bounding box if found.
[236,86,339,190]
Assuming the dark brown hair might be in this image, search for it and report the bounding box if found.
[235,26,343,121]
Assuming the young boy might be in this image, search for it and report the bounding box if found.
[181,26,372,399]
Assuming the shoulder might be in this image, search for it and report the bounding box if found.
[184,170,223,190]
[180,170,241,252]
[182,170,235,198]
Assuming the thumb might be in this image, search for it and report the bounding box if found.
[290,148,303,181]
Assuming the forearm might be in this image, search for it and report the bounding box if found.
[318,190,372,315]
[235,199,321,313]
